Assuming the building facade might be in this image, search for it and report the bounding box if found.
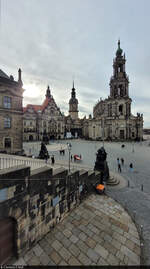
[0,69,24,153]
[23,83,83,141]
[83,41,143,141]
[23,86,65,141]
[23,41,143,142]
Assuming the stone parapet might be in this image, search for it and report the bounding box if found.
[0,165,102,263]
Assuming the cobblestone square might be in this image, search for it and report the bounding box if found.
[17,194,141,266]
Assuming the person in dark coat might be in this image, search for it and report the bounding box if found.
[117,158,121,172]
[118,163,122,173]
[121,158,124,166]
[51,155,55,165]
[129,163,133,172]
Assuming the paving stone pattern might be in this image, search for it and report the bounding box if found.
[14,194,140,266]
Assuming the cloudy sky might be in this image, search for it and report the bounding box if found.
[0,0,150,127]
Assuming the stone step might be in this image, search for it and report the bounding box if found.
[106,176,120,186]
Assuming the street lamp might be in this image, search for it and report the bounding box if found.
[132,141,134,153]
[102,118,105,148]
[67,143,72,173]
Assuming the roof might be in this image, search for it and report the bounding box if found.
[0,69,10,79]
[23,104,42,113]
[23,97,53,113]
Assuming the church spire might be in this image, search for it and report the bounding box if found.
[45,85,51,98]
[116,39,123,57]
[18,68,23,86]
[69,82,79,119]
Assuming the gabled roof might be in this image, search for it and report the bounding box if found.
[41,98,51,111]
[23,104,42,113]
[23,97,54,114]
[0,69,10,79]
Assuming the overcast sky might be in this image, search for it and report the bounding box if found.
[0,0,150,127]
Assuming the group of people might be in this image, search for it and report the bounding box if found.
[45,155,55,165]
[117,158,133,173]
[59,149,65,155]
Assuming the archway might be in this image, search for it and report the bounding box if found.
[0,218,17,264]
[29,135,33,141]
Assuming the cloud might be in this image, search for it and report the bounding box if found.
[0,0,150,127]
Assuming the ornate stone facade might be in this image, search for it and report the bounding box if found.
[23,84,82,141]
[84,41,143,141]
[23,86,65,141]
[0,69,24,153]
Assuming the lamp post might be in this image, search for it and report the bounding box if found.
[132,141,134,153]
[102,118,105,148]
[67,143,72,173]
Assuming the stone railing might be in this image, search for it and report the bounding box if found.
[0,156,46,170]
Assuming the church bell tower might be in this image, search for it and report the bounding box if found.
[110,40,129,98]
[69,81,79,120]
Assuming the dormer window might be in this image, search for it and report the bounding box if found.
[4,96,11,109]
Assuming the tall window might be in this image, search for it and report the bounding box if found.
[4,96,11,108]
[4,138,11,148]
[119,104,123,115]
[4,117,11,128]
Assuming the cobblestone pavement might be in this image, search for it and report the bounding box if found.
[3,140,150,264]
[107,185,150,265]
[14,194,140,266]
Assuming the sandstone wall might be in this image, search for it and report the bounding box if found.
[0,165,101,258]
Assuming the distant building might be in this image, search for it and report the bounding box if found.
[0,69,24,153]
[84,41,143,141]
[65,82,82,138]
[23,41,143,142]
[23,86,65,141]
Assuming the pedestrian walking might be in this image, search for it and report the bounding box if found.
[71,155,73,161]
[121,158,124,166]
[118,163,122,173]
[129,163,133,172]
[117,158,119,164]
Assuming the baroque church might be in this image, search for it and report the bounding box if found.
[84,41,143,141]
[23,41,143,142]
